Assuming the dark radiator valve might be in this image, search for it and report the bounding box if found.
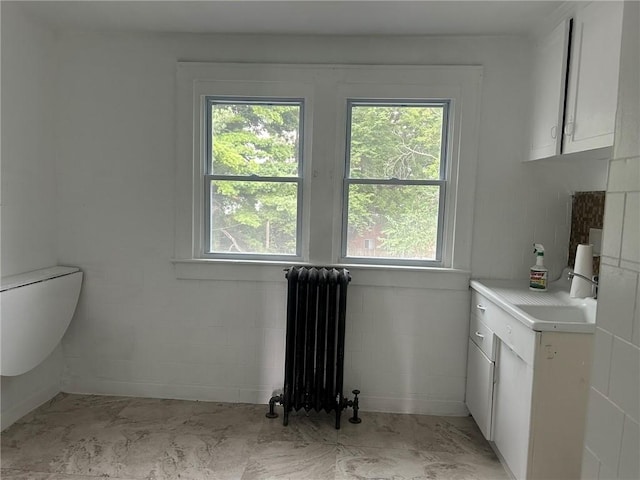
[266,393,282,419]
[347,389,362,424]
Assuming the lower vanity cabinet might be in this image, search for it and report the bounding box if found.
[492,341,535,480]
[466,288,593,480]
[465,314,496,440]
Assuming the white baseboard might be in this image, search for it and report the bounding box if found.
[356,395,469,416]
[62,378,275,405]
[62,378,468,416]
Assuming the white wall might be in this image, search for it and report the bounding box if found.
[582,3,640,479]
[1,3,58,276]
[51,28,606,415]
[53,31,496,414]
[0,3,64,429]
[473,155,608,281]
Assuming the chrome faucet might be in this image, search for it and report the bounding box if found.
[568,272,599,298]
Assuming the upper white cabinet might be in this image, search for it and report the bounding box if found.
[528,1,624,161]
[563,1,624,154]
[529,20,571,160]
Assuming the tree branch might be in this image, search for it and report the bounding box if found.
[221,228,244,252]
[392,128,438,160]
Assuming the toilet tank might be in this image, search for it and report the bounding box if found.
[1,266,83,376]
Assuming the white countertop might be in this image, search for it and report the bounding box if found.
[1,266,80,292]
[470,276,597,334]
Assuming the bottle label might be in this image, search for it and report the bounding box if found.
[530,270,548,290]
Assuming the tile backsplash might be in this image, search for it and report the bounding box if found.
[569,191,606,275]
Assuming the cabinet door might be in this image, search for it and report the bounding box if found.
[465,339,494,440]
[563,1,624,154]
[528,19,570,161]
[492,341,534,480]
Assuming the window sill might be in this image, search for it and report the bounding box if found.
[172,258,470,290]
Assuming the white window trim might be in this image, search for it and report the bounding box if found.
[175,64,316,263]
[202,96,306,260]
[174,62,483,280]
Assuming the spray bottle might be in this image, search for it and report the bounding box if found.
[530,244,548,291]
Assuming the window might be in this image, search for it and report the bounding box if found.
[176,63,481,273]
[343,100,448,264]
[205,98,303,258]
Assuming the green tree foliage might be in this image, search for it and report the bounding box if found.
[209,101,445,260]
[349,105,442,180]
[210,103,300,254]
[347,105,444,259]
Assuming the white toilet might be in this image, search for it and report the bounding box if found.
[1,266,83,376]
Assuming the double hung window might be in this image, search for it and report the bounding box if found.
[343,100,449,264]
[176,63,481,271]
[204,98,303,259]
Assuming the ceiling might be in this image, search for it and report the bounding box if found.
[16,1,563,36]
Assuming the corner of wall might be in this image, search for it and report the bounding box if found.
[1,3,63,430]
[582,2,640,478]
[1,347,64,431]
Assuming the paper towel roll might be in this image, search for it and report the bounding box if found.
[570,244,594,298]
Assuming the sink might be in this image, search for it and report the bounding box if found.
[515,304,592,324]
[471,276,598,333]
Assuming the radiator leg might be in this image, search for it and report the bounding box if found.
[349,389,362,424]
[266,394,282,419]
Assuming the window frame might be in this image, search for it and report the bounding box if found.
[175,62,482,274]
[330,77,475,270]
[341,99,450,266]
[203,96,305,260]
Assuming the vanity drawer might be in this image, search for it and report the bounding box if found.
[466,339,494,440]
[471,290,538,365]
[470,314,496,361]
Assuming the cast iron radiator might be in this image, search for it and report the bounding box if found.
[266,266,361,429]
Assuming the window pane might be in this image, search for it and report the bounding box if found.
[346,184,440,260]
[210,101,301,177]
[209,180,298,255]
[348,103,444,180]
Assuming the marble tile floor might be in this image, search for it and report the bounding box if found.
[1,393,509,480]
